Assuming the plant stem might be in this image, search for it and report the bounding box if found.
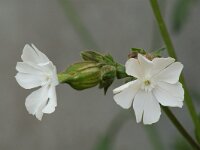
[162,107,200,150]
[150,0,200,144]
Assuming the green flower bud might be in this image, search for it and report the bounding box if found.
[81,51,115,65]
[58,61,101,90]
[81,51,104,63]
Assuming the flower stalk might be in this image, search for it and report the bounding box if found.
[150,0,200,146]
[162,107,200,150]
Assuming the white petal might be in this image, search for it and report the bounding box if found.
[125,58,142,78]
[154,62,183,84]
[15,73,47,89]
[133,90,161,124]
[152,57,175,75]
[138,54,153,77]
[16,62,44,75]
[157,82,184,99]
[31,44,49,63]
[113,80,136,94]
[39,61,59,86]
[25,85,49,120]
[21,44,49,65]
[113,80,139,109]
[153,86,183,107]
[142,92,161,124]
[132,90,145,123]
[42,85,57,114]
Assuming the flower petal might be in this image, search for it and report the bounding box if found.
[113,80,136,94]
[16,62,44,75]
[157,82,184,99]
[138,54,153,77]
[133,90,161,124]
[113,80,139,109]
[31,44,50,63]
[21,44,49,65]
[154,62,183,84]
[153,86,183,107]
[152,57,175,75]
[142,92,161,124]
[15,73,47,89]
[125,58,142,78]
[42,85,57,114]
[25,85,49,120]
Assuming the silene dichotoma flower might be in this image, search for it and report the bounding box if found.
[113,54,184,124]
[15,44,59,120]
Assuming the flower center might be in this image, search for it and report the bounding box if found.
[144,80,151,86]
[141,79,155,92]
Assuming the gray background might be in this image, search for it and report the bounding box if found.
[0,0,200,149]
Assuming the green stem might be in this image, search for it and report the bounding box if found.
[149,0,176,58]
[150,0,200,144]
[162,107,200,150]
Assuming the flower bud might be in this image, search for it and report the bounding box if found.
[58,61,101,90]
[81,51,104,63]
[81,51,115,65]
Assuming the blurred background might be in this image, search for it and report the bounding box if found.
[0,0,200,149]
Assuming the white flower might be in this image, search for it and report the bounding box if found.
[15,44,59,120]
[113,54,184,124]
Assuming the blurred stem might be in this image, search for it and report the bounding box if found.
[150,0,166,50]
[150,0,200,145]
[144,126,165,150]
[59,0,99,49]
[162,107,200,150]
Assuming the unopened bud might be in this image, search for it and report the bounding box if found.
[58,61,101,90]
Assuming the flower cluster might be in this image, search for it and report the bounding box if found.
[15,45,184,124]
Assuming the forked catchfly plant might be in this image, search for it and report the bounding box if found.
[15,44,59,120]
[113,54,184,124]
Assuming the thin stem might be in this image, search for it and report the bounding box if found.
[149,0,176,58]
[150,0,200,144]
[162,107,200,150]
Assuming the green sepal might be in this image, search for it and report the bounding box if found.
[99,65,116,94]
[115,63,128,79]
[131,48,146,54]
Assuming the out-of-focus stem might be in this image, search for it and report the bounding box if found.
[163,107,200,150]
[150,0,200,146]
[59,0,99,49]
